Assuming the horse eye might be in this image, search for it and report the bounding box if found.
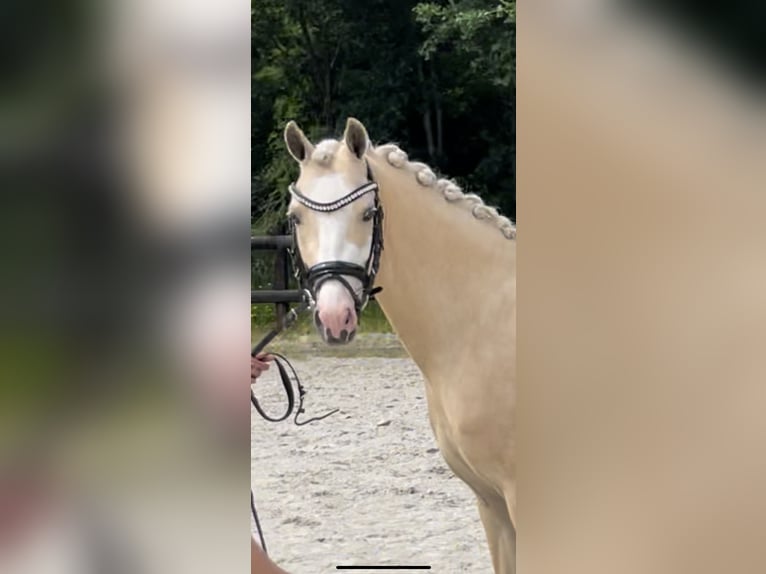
[362,207,376,222]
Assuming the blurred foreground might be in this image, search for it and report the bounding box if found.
[1,1,250,572]
[520,2,766,574]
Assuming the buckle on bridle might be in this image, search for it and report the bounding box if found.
[301,288,316,310]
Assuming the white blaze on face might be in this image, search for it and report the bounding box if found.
[302,173,374,338]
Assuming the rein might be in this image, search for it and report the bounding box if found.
[250,293,339,426]
[250,292,339,554]
[252,162,384,555]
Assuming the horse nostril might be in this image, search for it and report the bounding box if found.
[344,309,352,326]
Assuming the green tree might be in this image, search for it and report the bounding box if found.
[413,0,515,217]
[252,0,516,236]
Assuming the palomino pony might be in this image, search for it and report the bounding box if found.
[283,118,516,573]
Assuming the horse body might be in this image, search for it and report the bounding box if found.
[368,145,517,574]
[283,119,516,573]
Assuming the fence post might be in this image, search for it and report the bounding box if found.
[251,234,298,317]
[273,244,289,324]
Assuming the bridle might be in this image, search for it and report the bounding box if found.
[287,162,384,314]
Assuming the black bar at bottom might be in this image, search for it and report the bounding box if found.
[336,567,431,570]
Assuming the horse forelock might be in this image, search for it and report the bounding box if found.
[310,139,341,166]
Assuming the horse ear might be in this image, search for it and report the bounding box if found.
[343,118,369,160]
[284,121,314,163]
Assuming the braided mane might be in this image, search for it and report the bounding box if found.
[308,139,516,240]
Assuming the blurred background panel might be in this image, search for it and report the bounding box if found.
[520,2,765,574]
[0,0,250,572]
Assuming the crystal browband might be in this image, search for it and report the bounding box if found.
[289,181,379,212]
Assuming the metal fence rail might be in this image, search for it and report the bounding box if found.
[251,234,295,322]
[251,235,293,250]
[250,289,303,304]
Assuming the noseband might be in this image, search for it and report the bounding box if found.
[288,163,384,313]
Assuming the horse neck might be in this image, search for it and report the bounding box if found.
[368,154,516,380]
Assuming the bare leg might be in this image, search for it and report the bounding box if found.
[477,498,502,573]
[252,536,289,574]
[505,520,516,574]
[505,487,517,573]
[477,498,516,574]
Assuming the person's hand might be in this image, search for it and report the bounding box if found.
[251,353,274,382]
[252,536,290,573]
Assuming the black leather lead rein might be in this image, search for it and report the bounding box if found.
[251,295,339,554]
[251,295,339,426]
[253,163,383,554]
[251,350,339,426]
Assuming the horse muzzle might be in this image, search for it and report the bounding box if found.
[314,303,358,345]
[314,305,358,345]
